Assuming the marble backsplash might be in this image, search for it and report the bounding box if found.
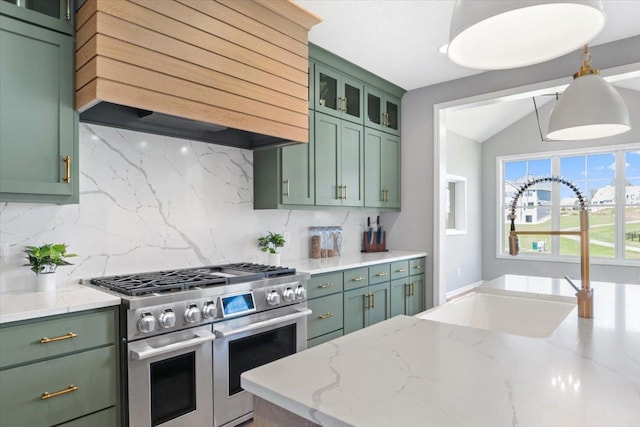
[0,124,378,293]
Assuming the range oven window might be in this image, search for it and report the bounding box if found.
[228,323,296,395]
[150,352,196,426]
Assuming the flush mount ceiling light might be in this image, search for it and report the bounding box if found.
[547,44,631,140]
[447,0,606,70]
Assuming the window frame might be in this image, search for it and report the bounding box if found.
[497,143,640,266]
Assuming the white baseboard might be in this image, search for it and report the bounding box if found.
[445,280,484,301]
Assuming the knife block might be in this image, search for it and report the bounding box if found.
[362,232,386,252]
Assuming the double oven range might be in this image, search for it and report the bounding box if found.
[89,263,310,427]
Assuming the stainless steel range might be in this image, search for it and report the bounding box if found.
[89,263,310,427]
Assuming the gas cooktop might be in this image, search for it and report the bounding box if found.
[90,263,296,296]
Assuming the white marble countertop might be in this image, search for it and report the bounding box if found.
[287,250,428,275]
[0,283,120,324]
[242,275,640,427]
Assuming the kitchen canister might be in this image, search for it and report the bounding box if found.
[309,226,342,258]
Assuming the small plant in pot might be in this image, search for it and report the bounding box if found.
[24,243,77,291]
[258,232,285,265]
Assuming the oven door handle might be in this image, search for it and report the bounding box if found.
[214,308,312,339]
[130,330,216,361]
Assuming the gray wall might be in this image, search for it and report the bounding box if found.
[482,88,640,284]
[383,36,640,297]
[445,131,482,292]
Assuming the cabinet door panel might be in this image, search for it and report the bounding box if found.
[340,121,364,207]
[364,128,383,207]
[409,275,425,315]
[384,96,401,135]
[315,64,340,117]
[390,278,408,317]
[343,288,368,335]
[0,17,76,202]
[342,75,363,124]
[365,87,383,130]
[367,282,390,327]
[281,111,314,205]
[314,113,341,206]
[381,133,400,208]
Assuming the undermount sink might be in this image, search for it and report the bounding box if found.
[416,291,576,338]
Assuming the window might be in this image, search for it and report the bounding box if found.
[446,174,467,235]
[500,146,640,263]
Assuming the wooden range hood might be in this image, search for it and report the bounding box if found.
[75,0,321,149]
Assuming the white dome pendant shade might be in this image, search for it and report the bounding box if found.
[447,0,606,70]
[547,45,631,140]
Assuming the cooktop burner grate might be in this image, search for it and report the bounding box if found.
[90,263,296,296]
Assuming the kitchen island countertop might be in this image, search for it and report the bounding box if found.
[288,250,428,275]
[0,283,120,324]
[241,275,640,426]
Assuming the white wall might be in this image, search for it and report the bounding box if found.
[445,131,482,292]
[0,124,378,293]
[384,35,640,294]
[481,88,640,284]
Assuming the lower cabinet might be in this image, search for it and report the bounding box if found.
[306,257,428,347]
[0,308,119,427]
[344,282,390,334]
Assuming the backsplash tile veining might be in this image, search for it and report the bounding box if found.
[0,124,377,293]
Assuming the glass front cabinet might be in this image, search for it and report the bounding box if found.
[365,86,401,136]
[0,0,73,34]
[314,64,364,125]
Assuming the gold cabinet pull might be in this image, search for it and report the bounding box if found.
[363,294,370,309]
[63,156,71,184]
[283,179,290,196]
[413,265,421,270]
[336,185,343,200]
[409,283,415,297]
[318,312,334,319]
[343,97,348,112]
[40,332,78,344]
[66,0,71,21]
[369,293,375,308]
[397,268,407,272]
[343,185,347,200]
[319,283,334,289]
[42,385,79,400]
[375,271,388,277]
[352,276,365,282]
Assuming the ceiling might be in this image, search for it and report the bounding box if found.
[296,0,640,91]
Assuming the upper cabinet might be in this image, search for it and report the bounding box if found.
[314,64,364,125]
[0,0,74,35]
[254,44,405,211]
[365,87,401,136]
[0,10,78,204]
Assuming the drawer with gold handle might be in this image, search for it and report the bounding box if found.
[308,272,343,299]
[0,346,116,427]
[0,310,114,369]
[308,294,343,339]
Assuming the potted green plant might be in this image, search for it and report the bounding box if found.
[24,243,77,291]
[258,232,285,265]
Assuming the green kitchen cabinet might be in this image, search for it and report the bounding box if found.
[365,86,401,136]
[390,275,424,317]
[0,15,78,204]
[314,64,364,125]
[314,112,364,207]
[364,128,400,209]
[0,0,74,35]
[344,282,390,335]
[307,293,343,340]
[254,111,315,208]
[0,307,119,427]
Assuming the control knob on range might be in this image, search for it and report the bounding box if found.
[266,290,281,306]
[295,285,306,300]
[282,287,295,302]
[202,301,216,319]
[184,304,201,323]
[138,312,156,333]
[158,309,176,328]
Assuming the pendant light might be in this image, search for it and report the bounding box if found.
[547,45,631,140]
[447,0,606,70]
